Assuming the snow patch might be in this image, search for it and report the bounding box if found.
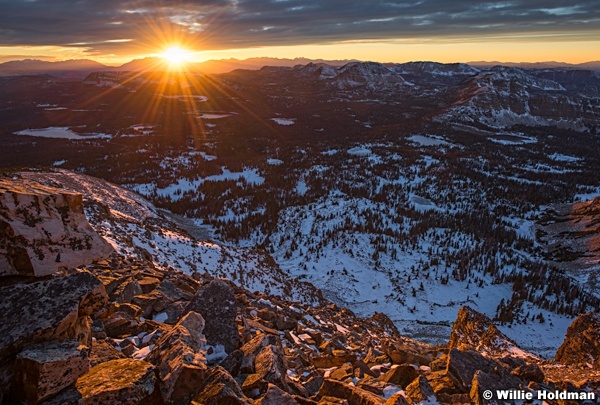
[15,127,111,140]
[271,118,295,125]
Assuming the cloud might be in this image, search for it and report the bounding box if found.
[0,0,598,56]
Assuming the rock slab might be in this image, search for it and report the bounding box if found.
[12,340,89,404]
[0,178,113,276]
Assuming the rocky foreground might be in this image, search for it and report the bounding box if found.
[1,176,600,405]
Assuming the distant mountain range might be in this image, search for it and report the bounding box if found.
[468,60,600,70]
[0,57,358,78]
[1,57,598,79]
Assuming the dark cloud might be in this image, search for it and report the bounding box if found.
[0,0,598,55]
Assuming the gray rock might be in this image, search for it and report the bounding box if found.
[446,349,522,394]
[555,312,600,368]
[11,340,89,404]
[0,272,107,360]
[0,179,113,277]
[146,311,207,403]
[186,279,239,354]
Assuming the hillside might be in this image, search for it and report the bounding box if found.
[2,171,600,404]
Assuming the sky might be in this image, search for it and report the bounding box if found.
[0,0,599,65]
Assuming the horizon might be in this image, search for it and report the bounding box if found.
[2,55,600,69]
[0,1,599,66]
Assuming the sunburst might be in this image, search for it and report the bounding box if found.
[161,45,191,66]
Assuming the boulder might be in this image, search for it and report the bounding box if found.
[75,359,160,405]
[11,340,89,404]
[555,312,600,368]
[146,311,207,403]
[186,279,239,353]
[0,272,107,360]
[0,178,113,277]
[379,364,420,388]
[446,349,522,394]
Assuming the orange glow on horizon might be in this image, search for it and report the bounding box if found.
[1,39,599,66]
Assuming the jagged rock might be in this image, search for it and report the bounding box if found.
[369,312,401,336]
[405,375,435,404]
[0,272,107,360]
[449,306,538,361]
[11,340,89,404]
[75,358,160,404]
[89,339,126,366]
[191,366,253,405]
[256,383,299,404]
[0,178,113,276]
[379,364,420,388]
[555,312,600,368]
[146,311,207,403]
[186,279,239,354]
[446,349,522,394]
[317,379,385,405]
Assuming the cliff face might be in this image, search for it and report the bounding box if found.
[0,177,113,276]
[555,312,600,368]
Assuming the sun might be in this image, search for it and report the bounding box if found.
[161,46,191,66]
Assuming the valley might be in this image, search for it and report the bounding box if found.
[1,61,600,357]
